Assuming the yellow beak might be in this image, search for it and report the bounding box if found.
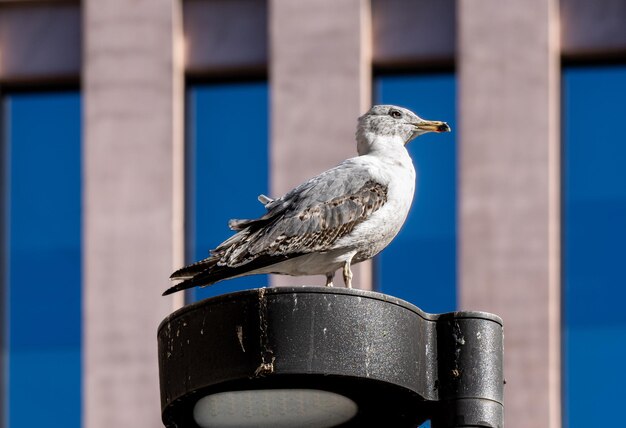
[415,120,451,133]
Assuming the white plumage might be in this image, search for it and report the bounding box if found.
[164,105,450,295]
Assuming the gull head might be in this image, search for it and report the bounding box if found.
[356,105,450,155]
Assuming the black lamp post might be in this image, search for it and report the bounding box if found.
[158,287,503,427]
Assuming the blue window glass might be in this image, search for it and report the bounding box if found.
[3,92,81,428]
[375,74,457,314]
[563,65,626,427]
[186,82,269,301]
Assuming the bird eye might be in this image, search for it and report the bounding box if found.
[389,110,402,119]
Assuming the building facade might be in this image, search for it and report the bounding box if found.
[1,0,625,427]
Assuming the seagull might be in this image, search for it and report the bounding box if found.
[164,105,450,295]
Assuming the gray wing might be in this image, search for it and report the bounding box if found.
[166,161,389,291]
[219,161,388,266]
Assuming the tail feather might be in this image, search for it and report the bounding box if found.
[169,257,217,280]
[164,262,230,296]
[257,194,274,206]
[163,253,300,296]
[228,218,256,231]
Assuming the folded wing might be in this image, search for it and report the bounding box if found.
[164,162,388,295]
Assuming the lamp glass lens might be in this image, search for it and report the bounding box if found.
[193,388,358,428]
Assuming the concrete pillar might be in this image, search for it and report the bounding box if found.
[270,0,372,289]
[458,1,561,427]
[83,1,184,426]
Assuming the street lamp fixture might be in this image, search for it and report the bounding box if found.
[158,287,503,427]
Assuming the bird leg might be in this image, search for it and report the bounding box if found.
[325,272,334,287]
[342,260,353,288]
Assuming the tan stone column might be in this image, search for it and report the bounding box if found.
[270,0,373,289]
[83,1,184,426]
[458,1,561,427]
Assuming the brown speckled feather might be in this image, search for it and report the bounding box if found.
[165,163,387,294]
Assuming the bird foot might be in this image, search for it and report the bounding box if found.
[325,272,334,287]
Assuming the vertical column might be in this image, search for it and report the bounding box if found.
[83,1,184,427]
[270,0,372,289]
[458,1,560,427]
